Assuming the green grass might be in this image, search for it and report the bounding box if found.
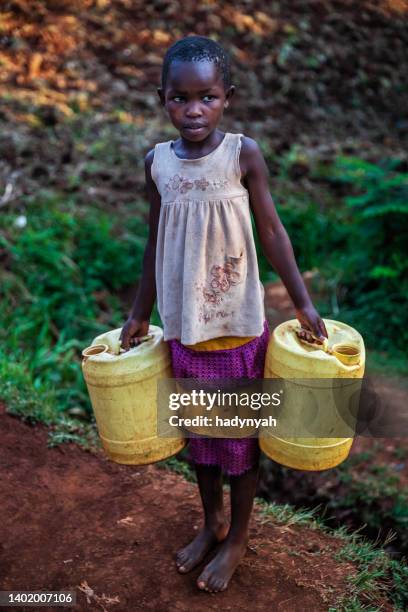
[257,497,325,527]
[156,455,197,483]
[331,454,408,549]
[365,350,408,379]
[331,531,408,610]
[0,188,152,430]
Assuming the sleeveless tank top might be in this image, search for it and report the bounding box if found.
[151,131,266,345]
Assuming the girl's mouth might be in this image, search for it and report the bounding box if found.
[184,126,206,133]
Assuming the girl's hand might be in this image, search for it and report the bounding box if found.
[119,317,150,351]
[295,305,328,344]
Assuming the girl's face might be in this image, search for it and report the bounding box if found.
[158,60,235,141]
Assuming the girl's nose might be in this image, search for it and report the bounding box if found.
[185,102,203,116]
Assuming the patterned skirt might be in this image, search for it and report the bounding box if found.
[167,319,270,475]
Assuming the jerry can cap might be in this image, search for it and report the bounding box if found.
[82,344,109,361]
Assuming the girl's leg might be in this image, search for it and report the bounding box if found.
[175,463,229,573]
[196,459,259,592]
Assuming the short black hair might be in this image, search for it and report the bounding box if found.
[161,35,231,92]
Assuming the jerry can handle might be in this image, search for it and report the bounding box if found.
[117,333,154,354]
[292,325,361,365]
[292,325,331,353]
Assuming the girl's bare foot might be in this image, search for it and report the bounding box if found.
[196,536,248,592]
[175,520,229,573]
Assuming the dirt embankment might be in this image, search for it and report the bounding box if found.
[1,0,407,211]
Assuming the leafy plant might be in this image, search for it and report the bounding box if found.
[314,156,408,352]
[0,190,149,420]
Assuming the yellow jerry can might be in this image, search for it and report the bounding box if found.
[81,325,186,465]
[259,319,365,471]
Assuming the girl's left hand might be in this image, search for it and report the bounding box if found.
[295,305,328,344]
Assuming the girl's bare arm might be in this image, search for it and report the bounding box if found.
[240,137,327,341]
[128,149,161,321]
[120,150,161,350]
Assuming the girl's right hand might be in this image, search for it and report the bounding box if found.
[119,317,150,351]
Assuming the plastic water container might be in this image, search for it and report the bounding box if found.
[81,325,186,465]
[259,319,365,471]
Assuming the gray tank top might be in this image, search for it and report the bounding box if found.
[151,131,266,344]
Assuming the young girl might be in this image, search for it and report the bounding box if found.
[120,35,328,593]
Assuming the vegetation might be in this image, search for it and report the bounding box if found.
[255,148,408,356]
[333,451,408,552]
[0,184,153,426]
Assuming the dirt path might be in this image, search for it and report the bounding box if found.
[0,401,378,612]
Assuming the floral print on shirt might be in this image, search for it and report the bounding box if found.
[165,174,229,194]
[196,253,244,324]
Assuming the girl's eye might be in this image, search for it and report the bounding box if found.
[171,95,216,102]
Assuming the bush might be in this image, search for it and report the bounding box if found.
[0,190,148,418]
[319,157,408,352]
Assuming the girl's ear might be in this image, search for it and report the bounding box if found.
[224,85,235,108]
[157,87,165,106]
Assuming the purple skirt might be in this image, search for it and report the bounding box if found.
[167,320,270,475]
